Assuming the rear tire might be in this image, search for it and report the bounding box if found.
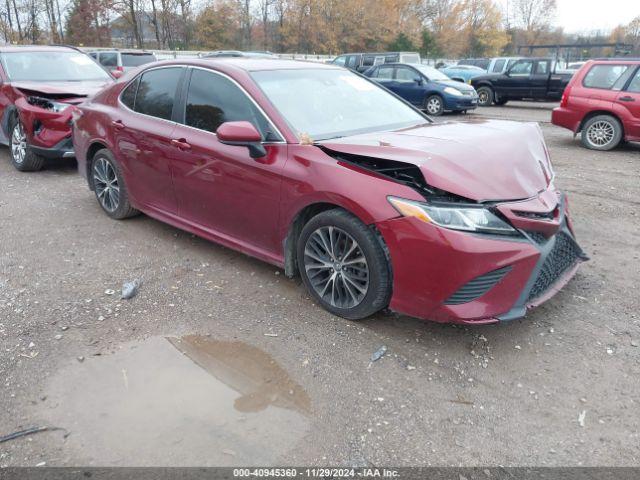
[297,209,391,320]
[90,149,139,219]
[424,94,444,116]
[477,86,494,107]
[495,97,509,106]
[581,115,623,151]
[9,118,45,172]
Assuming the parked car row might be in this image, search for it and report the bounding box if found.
[1,45,586,326]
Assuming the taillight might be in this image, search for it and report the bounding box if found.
[560,85,571,108]
[116,66,124,71]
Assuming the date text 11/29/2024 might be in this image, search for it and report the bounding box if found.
[233,468,400,478]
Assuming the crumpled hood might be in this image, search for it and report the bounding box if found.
[319,119,553,202]
[11,80,111,100]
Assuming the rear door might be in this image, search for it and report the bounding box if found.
[616,66,640,138]
[369,65,395,90]
[114,66,184,214]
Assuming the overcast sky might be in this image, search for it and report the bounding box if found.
[497,0,639,33]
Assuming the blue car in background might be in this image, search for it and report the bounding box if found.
[439,64,487,83]
[364,63,478,116]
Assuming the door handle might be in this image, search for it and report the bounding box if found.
[619,96,636,102]
[111,120,125,130]
[171,138,191,150]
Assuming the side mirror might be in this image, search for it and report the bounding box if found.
[216,121,266,159]
[414,78,423,85]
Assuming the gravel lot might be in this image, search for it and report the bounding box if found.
[1,102,639,467]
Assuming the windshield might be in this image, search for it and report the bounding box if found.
[414,65,450,81]
[122,53,156,67]
[252,69,427,141]
[1,51,111,82]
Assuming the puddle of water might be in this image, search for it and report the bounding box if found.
[42,336,311,466]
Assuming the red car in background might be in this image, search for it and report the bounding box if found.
[552,59,640,150]
[72,59,587,324]
[0,45,112,171]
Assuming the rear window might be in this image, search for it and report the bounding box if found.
[122,53,156,67]
[583,64,634,90]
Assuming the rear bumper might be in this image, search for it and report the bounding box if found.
[551,107,582,133]
[377,193,586,324]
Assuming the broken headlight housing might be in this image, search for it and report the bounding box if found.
[27,96,70,113]
[388,196,516,235]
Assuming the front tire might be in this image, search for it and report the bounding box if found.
[476,86,494,107]
[581,115,623,151]
[90,149,139,219]
[297,209,391,320]
[9,119,44,171]
[424,95,444,116]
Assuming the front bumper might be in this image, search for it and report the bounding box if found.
[444,95,478,111]
[376,192,586,324]
[30,136,74,159]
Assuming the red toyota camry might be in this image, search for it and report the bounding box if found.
[72,59,587,324]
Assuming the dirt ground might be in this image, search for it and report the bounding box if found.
[1,102,639,467]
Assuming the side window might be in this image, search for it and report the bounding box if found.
[134,67,182,120]
[509,60,533,76]
[376,66,394,80]
[627,68,640,93]
[395,67,420,83]
[89,52,97,59]
[362,55,375,67]
[373,56,385,66]
[100,52,118,67]
[346,56,358,69]
[583,64,633,90]
[333,56,346,67]
[535,61,549,74]
[120,77,139,110]
[185,69,272,138]
[492,59,505,73]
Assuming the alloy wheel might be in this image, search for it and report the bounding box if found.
[478,89,490,105]
[303,226,369,309]
[586,120,615,147]
[11,122,27,164]
[93,157,120,212]
[426,97,442,115]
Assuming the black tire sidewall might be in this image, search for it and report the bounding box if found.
[581,115,623,151]
[9,119,44,171]
[296,209,391,320]
[477,87,494,106]
[91,149,136,219]
[425,95,444,116]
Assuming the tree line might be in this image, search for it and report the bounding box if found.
[0,0,639,58]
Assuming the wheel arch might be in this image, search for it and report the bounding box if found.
[85,141,110,189]
[577,110,625,135]
[283,201,388,279]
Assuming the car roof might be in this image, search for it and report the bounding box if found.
[150,58,342,72]
[0,45,80,53]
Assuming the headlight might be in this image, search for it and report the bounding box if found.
[27,96,70,113]
[443,86,463,96]
[388,197,516,234]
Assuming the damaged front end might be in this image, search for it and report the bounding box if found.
[317,127,586,324]
[11,89,84,158]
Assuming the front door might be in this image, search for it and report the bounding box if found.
[496,59,534,98]
[114,66,184,214]
[392,66,425,106]
[530,60,550,99]
[169,68,287,255]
